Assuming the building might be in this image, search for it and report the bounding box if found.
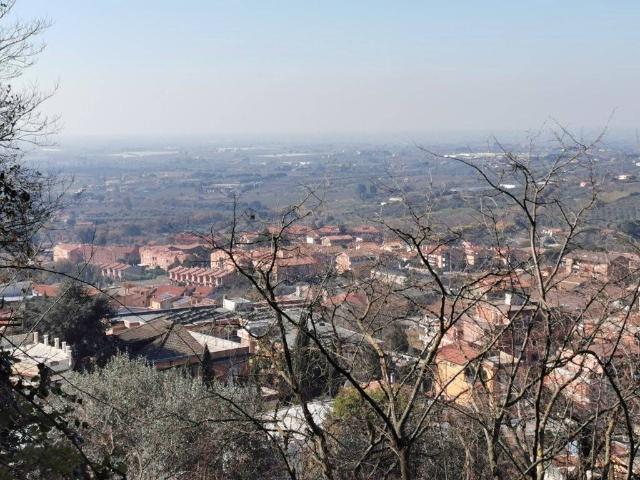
[222,297,253,312]
[32,284,60,298]
[0,281,33,303]
[52,243,84,263]
[434,343,508,404]
[419,245,454,270]
[189,331,250,380]
[0,332,73,379]
[320,234,354,247]
[335,250,379,274]
[306,232,320,244]
[168,265,236,287]
[348,225,383,242]
[53,243,139,265]
[461,242,491,269]
[147,285,186,309]
[139,245,190,270]
[563,250,630,282]
[268,254,320,283]
[370,267,408,286]
[112,318,249,380]
[99,262,143,280]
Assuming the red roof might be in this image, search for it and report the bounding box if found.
[275,255,317,267]
[154,285,186,297]
[437,343,483,366]
[323,291,368,309]
[350,225,381,234]
[192,286,215,298]
[322,235,353,242]
[318,225,340,235]
[33,284,60,297]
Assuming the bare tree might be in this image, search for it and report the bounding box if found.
[206,125,640,480]
[0,3,103,479]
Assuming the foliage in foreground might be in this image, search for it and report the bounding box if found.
[63,355,285,480]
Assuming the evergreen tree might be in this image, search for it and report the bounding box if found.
[23,282,115,368]
[201,345,215,386]
[292,318,340,400]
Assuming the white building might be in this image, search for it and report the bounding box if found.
[1,332,73,378]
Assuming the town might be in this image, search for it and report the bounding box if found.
[5,144,640,477]
[2,1,640,479]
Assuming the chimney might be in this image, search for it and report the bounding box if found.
[61,341,67,351]
[43,334,49,345]
[54,337,60,349]
[505,292,512,306]
[33,331,39,344]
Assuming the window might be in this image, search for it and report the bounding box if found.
[464,365,476,383]
[465,365,488,384]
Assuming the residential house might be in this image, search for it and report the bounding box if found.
[335,250,379,275]
[53,243,84,263]
[563,250,630,282]
[32,284,60,299]
[462,242,492,269]
[420,244,449,270]
[53,243,139,265]
[348,225,383,242]
[434,342,510,404]
[168,265,236,287]
[251,250,320,283]
[139,245,190,270]
[320,234,354,247]
[99,262,143,281]
[0,281,33,303]
[112,318,249,379]
[370,267,408,286]
[0,331,73,379]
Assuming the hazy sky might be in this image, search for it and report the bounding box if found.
[12,1,640,139]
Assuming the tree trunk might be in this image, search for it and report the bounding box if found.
[398,446,411,480]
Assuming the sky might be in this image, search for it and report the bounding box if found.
[11,1,640,140]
